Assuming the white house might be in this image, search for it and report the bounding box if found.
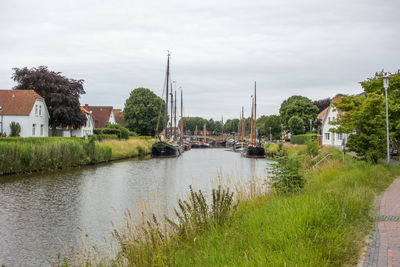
[72,106,94,137]
[320,98,349,147]
[51,106,94,137]
[0,89,49,137]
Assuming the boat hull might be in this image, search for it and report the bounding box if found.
[245,146,265,158]
[151,142,181,157]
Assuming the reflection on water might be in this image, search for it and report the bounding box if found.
[0,149,272,266]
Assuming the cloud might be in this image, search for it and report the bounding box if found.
[0,0,399,119]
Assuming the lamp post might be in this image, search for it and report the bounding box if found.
[382,75,390,165]
[269,127,272,144]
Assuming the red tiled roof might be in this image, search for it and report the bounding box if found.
[83,104,113,128]
[0,89,44,115]
[317,106,329,120]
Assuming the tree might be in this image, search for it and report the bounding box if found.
[123,88,165,136]
[12,66,86,135]
[279,95,319,131]
[288,116,304,135]
[313,97,331,113]
[263,115,281,139]
[333,70,400,162]
[224,119,240,134]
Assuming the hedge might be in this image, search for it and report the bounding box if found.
[290,134,318,145]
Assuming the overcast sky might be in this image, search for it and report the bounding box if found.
[1,0,399,120]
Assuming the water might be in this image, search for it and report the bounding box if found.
[0,149,272,266]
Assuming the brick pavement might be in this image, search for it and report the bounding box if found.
[361,178,400,267]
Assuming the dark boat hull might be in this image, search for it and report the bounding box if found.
[245,146,265,158]
[151,142,181,157]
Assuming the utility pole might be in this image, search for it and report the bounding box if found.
[383,76,391,165]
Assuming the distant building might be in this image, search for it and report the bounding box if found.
[50,106,94,137]
[83,104,116,128]
[320,98,349,147]
[0,89,49,137]
[113,109,125,126]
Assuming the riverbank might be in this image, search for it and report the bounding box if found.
[0,137,153,176]
[64,144,400,266]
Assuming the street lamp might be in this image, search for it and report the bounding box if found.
[382,75,391,165]
[269,127,272,144]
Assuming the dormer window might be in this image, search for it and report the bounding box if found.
[39,105,42,116]
[35,105,38,116]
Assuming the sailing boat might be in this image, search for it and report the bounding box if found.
[245,81,265,158]
[234,107,246,152]
[151,52,182,157]
[200,122,210,148]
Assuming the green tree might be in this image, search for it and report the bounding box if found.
[288,116,304,135]
[333,70,400,162]
[12,66,86,135]
[224,119,240,133]
[263,115,281,139]
[123,88,165,136]
[279,95,319,131]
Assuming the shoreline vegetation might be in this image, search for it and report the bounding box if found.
[0,136,153,176]
[61,143,400,266]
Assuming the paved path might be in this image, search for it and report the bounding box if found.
[361,178,400,267]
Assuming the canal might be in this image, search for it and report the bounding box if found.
[0,149,272,266]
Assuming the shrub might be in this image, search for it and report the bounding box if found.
[102,128,121,137]
[105,122,130,139]
[271,155,305,194]
[306,139,319,156]
[291,134,317,145]
[10,122,21,137]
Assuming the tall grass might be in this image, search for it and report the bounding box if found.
[97,137,153,160]
[0,137,111,175]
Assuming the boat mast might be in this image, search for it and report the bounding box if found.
[241,106,244,143]
[170,82,174,140]
[180,88,183,145]
[196,125,198,142]
[250,97,254,146]
[221,115,224,140]
[165,52,170,138]
[203,122,206,143]
[174,90,177,141]
[254,81,257,146]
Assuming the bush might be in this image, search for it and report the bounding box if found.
[291,134,317,145]
[102,128,121,137]
[306,139,319,156]
[10,122,21,137]
[105,122,130,139]
[270,155,305,194]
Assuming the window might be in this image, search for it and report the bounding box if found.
[35,105,38,116]
[328,117,331,122]
[39,105,42,116]
[338,133,343,140]
[324,133,330,140]
[32,124,36,136]
[40,125,44,136]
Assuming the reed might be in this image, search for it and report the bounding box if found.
[0,137,112,175]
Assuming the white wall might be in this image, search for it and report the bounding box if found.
[1,99,49,137]
[321,106,347,147]
[109,110,116,124]
[72,114,94,137]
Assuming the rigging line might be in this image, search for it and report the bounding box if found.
[155,57,168,137]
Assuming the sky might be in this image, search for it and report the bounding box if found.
[0,0,399,120]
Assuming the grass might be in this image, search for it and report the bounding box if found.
[168,152,400,266]
[0,137,112,175]
[61,146,400,266]
[97,137,154,160]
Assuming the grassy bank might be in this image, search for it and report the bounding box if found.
[62,145,400,266]
[0,137,154,175]
[97,137,153,160]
